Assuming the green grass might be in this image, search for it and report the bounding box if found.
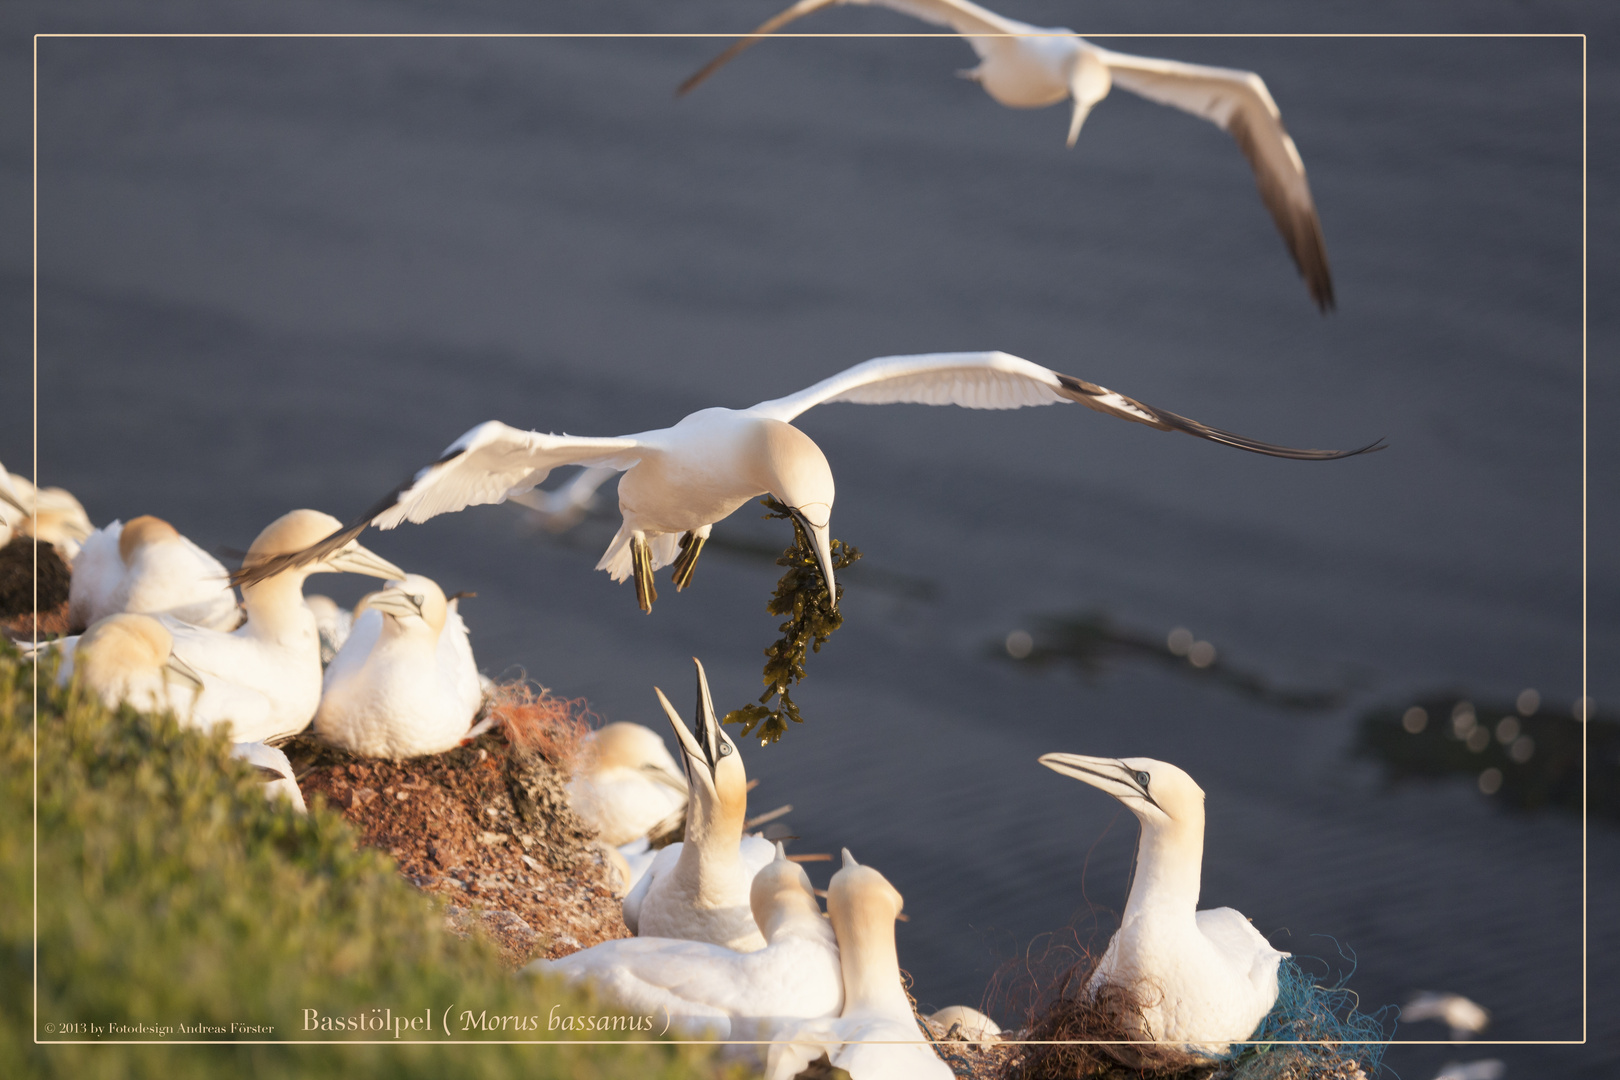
[0,643,730,1080]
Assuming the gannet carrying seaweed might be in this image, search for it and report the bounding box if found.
[622,658,777,952]
[69,516,241,632]
[567,722,690,846]
[1038,753,1287,1056]
[530,842,841,1040]
[681,0,1337,310]
[314,574,484,759]
[765,849,955,1080]
[231,352,1380,611]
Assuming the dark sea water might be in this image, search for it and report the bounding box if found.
[4,3,1615,1076]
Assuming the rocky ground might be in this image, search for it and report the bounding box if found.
[284,686,630,969]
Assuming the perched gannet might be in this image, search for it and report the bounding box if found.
[69,516,240,632]
[303,594,354,664]
[531,842,842,1039]
[314,574,483,759]
[233,352,1379,611]
[682,0,1336,311]
[622,659,777,952]
[58,612,207,715]
[1039,753,1287,1056]
[926,1005,1002,1041]
[90,509,406,743]
[230,741,309,814]
[765,850,954,1080]
[1401,991,1490,1040]
[567,722,690,846]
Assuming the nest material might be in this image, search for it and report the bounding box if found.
[1002,954,1391,1080]
[0,536,71,619]
[723,496,862,744]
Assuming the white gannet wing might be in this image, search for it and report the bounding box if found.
[678,0,1031,95]
[1195,906,1287,996]
[67,522,126,629]
[232,421,644,589]
[622,841,682,935]
[438,599,485,720]
[1098,48,1333,310]
[750,351,1381,460]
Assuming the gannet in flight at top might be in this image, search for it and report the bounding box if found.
[530,842,842,1041]
[764,850,955,1080]
[69,516,242,632]
[231,351,1381,611]
[567,721,690,846]
[622,658,779,952]
[313,574,484,759]
[681,0,1337,311]
[1038,753,1288,1056]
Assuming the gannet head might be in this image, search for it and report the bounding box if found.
[242,510,405,586]
[826,848,906,1006]
[654,657,748,842]
[363,574,448,641]
[753,421,838,606]
[1038,753,1204,830]
[585,722,688,794]
[750,840,821,938]
[74,613,205,709]
[118,515,181,565]
[1065,44,1113,147]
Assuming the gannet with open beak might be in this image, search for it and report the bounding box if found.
[567,722,690,846]
[68,516,241,632]
[622,658,778,952]
[313,574,484,759]
[231,352,1379,611]
[765,849,955,1080]
[682,0,1336,310]
[1039,752,1287,1056]
[530,842,841,1040]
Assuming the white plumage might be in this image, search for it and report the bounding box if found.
[531,842,841,1042]
[230,741,309,814]
[621,659,775,952]
[764,850,955,1080]
[232,352,1376,613]
[1039,753,1287,1056]
[682,0,1336,309]
[314,574,483,759]
[567,722,690,846]
[69,516,240,632]
[61,509,406,743]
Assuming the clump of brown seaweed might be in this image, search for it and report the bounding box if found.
[724,495,861,744]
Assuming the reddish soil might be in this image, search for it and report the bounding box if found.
[286,722,629,969]
[1,598,72,642]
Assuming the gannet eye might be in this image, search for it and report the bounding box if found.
[410,595,424,607]
[717,742,733,757]
[1134,770,1151,787]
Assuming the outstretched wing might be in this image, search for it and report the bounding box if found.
[678,0,1027,96]
[748,351,1382,460]
[231,422,642,589]
[1099,47,1334,311]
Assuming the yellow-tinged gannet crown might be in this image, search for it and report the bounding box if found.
[243,509,346,566]
[117,515,181,564]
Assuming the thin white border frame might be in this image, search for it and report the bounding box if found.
[26,27,1587,1053]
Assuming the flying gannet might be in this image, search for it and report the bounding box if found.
[681,0,1337,310]
[1038,752,1287,1056]
[313,574,484,759]
[622,659,778,952]
[69,516,241,632]
[530,841,842,1041]
[230,351,1380,611]
[764,849,955,1080]
[567,722,691,846]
